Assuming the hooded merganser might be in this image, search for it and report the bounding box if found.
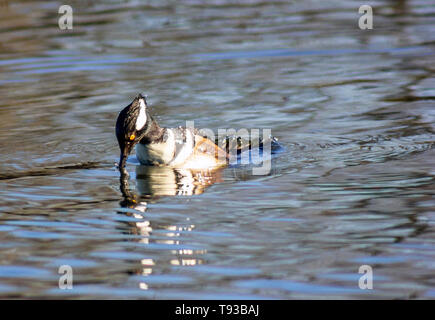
[116,94,228,171]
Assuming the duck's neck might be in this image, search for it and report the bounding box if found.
[139,115,165,144]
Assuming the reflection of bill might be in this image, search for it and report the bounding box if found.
[135,165,224,197]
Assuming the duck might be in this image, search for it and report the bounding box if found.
[115,94,229,172]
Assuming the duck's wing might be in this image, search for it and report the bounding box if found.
[217,134,280,154]
[194,135,229,163]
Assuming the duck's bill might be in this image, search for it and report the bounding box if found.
[119,153,127,170]
[118,144,133,170]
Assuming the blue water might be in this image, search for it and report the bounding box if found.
[0,0,434,299]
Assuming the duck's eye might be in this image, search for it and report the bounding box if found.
[129,134,136,141]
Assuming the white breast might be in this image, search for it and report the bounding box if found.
[168,128,195,166]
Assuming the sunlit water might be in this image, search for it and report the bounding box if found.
[0,0,434,299]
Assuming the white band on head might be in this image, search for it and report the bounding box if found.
[135,98,147,130]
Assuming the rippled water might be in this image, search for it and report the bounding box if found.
[0,0,434,299]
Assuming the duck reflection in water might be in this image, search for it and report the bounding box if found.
[118,164,223,251]
[120,165,224,206]
[117,166,212,290]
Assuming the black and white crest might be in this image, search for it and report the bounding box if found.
[135,96,147,130]
[116,94,148,142]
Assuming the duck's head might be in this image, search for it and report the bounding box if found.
[116,94,154,169]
